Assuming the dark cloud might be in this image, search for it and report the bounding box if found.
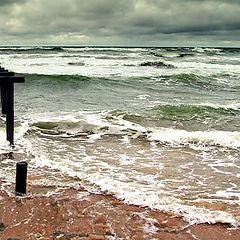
[0,0,240,46]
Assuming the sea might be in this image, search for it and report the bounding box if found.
[0,46,240,226]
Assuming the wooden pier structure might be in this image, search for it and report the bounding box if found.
[0,66,25,145]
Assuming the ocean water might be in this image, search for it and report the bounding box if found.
[0,46,240,226]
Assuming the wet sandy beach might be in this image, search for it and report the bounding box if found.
[0,180,239,240]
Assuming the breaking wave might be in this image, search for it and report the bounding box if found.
[26,111,240,149]
[0,46,64,54]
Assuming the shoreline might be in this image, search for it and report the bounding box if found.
[0,180,240,240]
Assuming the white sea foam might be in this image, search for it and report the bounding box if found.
[1,46,238,77]
[199,102,240,110]
[0,119,31,153]
[0,130,10,153]
[33,153,238,226]
[214,190,240,201]
[148,128,240,148]
[24,122,239,227]
[25,111,240,150]
[69,171,239,226]
[193,47,221,53]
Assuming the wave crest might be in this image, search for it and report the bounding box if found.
[28,112,240,149]
[150,104,239,121]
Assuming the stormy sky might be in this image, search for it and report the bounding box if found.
[0,0,240,46]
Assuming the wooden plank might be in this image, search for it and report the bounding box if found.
[0,72,15,76]
[0,76,25,83]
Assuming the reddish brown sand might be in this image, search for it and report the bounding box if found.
[0,180,240,240]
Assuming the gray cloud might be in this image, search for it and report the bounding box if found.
[0,0,240,46]
[0,0,26,6]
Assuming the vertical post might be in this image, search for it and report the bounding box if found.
[1,83,7,115]
[15,162,28,195]
[6,81,14,145]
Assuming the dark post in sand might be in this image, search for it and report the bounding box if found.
[15,162,28,195]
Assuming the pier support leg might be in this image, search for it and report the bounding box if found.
[1,83,7,115]
[15,162,28,195]
[6,82,14,145]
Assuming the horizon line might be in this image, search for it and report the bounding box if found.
[0,45,240,48]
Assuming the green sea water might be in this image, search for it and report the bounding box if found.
[0,46,240,226]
